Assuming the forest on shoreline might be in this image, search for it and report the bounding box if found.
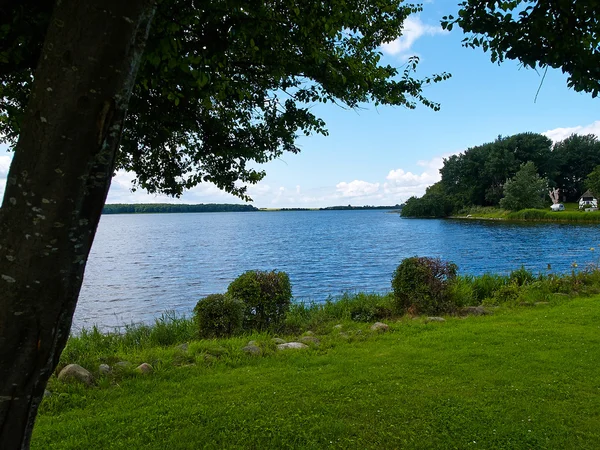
[402,132,600,218]
[102,204,402,214]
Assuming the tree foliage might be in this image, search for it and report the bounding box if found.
[402,131,600,217]
[499,161,548,211]
[584,165,600,199]
[1,0,450,200]
[442,0,600,97]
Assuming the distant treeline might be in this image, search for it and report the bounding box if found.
[103,203,402,214]
[320,205,402,211]
[266,205,402,211]
[103,203,259,214]
[402,132,600,218]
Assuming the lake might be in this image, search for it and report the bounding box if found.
[75,210,600,330]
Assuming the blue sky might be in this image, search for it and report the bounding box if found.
[1,2,599,207]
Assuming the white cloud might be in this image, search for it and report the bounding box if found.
[380,16,447,60]
[543,120,600,143]
[335,180,380,198]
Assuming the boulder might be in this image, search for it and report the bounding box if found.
[333,324,343,330]
[136,363,153,374]
[58,364,93,386]
[43,389,52,398]
[242,344,262,356]
[370,322,389,332]
[277,342,308,350]
[271,338,286,345]
[426,317,445,323]
[98,364,111,374]
[299,336,320,345]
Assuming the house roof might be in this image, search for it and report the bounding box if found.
[579,189,596,200]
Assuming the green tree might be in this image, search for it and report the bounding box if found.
[551,134,600,201]
[499,162,548,211]
[0,1,450,445]
[584,165,600,199]
[442,1,600,97]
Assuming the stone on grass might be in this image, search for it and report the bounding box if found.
[333,324,343,330]
[98,364,111,374]
[370,322,389,332]
[58,364,93,386]
[299,336,320,345]
[277,342,308,350]
[44,390,52,398]
[136,363,153,374]
[242,344,262,356]
[426,317,445,323]
[458,306,490,316]
[272,338,286,345]
[115,361,132,369]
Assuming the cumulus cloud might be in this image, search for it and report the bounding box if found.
[543,120,600,143]
[380,16,447,59]
[335,180,380,198]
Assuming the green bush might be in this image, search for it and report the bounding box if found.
[193,294,244,338]
[227,270,292,331]
[391,257,458,315]
[509,266,536,286]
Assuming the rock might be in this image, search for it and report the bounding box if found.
[58,364,93,386]
[277,342,308,350]
[247,340,258,346]
[242,344,262,356]
[176,343,189,352]
[303,331,315,336]
[458,306,490,316]
[44,389,52,398]
[333,324,343,330]
[299,336,320,345]
[426,317,445,323]
[98,364,111,374]
[115,361,132,369]
[370,322,389,332]
[136,363,153,374]
[272,338,286,345]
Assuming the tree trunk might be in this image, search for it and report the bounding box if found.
[0,1,156,448]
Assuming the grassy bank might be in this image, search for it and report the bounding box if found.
[34,295,600,449]
[453,205,600,222]
[31,269,600,449]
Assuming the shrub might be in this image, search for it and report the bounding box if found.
[509,266,536,286]
[391,257,458,315]
[227,270,292,331]
[448,276,476,307]
[193,294,244,338]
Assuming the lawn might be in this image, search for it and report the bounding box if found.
[33,296,600,449]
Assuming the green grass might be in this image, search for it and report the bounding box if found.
[455,205,600,222]
[33,292,600,449]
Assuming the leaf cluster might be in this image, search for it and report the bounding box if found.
[1,0,451,199]
[442,0,600,97]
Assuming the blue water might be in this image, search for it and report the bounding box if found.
[74,210,600,330]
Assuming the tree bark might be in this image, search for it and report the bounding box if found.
[0,1,156,448]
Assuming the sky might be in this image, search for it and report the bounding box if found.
[1,2,599,208]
